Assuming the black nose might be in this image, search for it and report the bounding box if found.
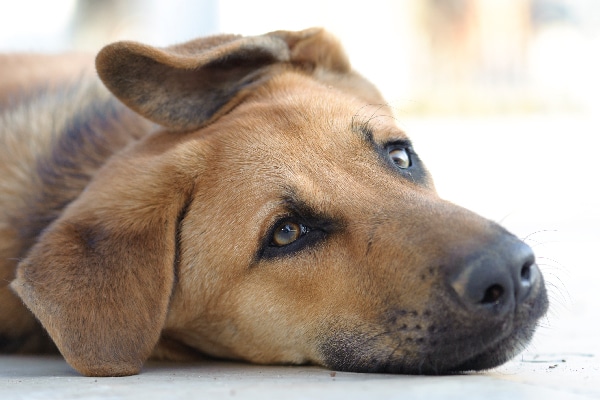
[448,238,539,315]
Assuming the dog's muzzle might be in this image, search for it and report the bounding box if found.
[319,225,548,375]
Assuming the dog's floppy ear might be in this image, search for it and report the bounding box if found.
[10,28,349,377]
[11,151,194,377]
[96,27,350,130]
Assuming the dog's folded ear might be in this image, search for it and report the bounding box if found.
[96,28,350,131]
[11,152,194,377]
[10,28,351,377]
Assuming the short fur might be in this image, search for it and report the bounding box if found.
[0,28,548,377]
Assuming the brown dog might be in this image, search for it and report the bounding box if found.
[0,28,547,377]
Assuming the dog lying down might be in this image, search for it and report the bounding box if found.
[0,28,548,377]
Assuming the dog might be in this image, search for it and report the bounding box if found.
[0,28,548,377]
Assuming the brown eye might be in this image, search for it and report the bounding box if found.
[260,218,327,259]
[389,148,411,169]
[272,221,305,247]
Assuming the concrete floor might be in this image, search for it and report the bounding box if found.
[0,349,598,399]
[1,115,599,399]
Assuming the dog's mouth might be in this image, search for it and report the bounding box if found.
[417,316,541,374]
[320,319,537,375]
[319,284,548,375]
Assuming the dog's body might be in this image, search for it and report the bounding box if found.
[0,29,548,377]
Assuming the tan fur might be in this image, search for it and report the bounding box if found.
[0,28,547,377]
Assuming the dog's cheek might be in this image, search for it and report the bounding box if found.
[172,255,336,364]
[217,251,387,365]
[308,241,440,370]
[224,281,325,364]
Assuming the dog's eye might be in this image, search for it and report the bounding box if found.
[271,221,308,247]
[258,216,330,260]
[389,148,411,169]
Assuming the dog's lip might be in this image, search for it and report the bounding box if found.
[441,325,534,373]
[374,321,534,375]
[421,291,549,374]
[319,319,515,375]
[321,285,548,375]
[381,322,518,374]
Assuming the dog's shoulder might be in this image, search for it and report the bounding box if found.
[0,70,154,255]
[0,53,94,108]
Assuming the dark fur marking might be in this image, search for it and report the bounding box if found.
[172,197,193,291]
[350,118,375,146]
[12,86,142,256]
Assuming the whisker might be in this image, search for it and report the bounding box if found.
[521,229,559,241]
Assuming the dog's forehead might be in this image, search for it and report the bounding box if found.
[196,73,416,192]
[235,73,409,148]
[192,75,422,222]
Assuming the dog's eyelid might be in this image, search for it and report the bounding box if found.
[384,138,413,150]
[280,195,337,230]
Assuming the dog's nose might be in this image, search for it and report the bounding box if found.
[448,238,539,315]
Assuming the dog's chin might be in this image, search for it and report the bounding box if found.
[320,296,547,375]
[423,323,539,375]
[444,333,529,373]
[320,324,537,375]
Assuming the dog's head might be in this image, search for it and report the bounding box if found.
[11,28,548,376]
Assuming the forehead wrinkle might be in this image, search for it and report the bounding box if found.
[280,183,329,219]
[350,105,409,144]
[269,184,344,238]
[279,158,380,219]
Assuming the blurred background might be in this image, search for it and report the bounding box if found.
[1,0,599,368]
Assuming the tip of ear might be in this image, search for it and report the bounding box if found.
[95,41,154,89]
[95,41,141,107]
[95,40,133,78]
[269,27,325,45]
[271,27,350,72]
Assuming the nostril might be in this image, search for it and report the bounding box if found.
[520,263,532,287]
[516,256,538,303]
[450,260,513,313]
[480,284,504,305]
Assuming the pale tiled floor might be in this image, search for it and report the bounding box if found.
[1,116,598,399]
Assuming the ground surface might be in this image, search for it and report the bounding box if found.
[1,116,598,399]
[0,351,598,399]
